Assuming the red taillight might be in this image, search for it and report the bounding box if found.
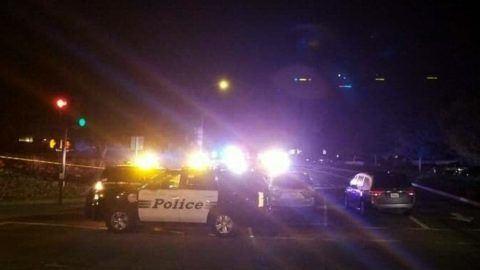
[407,187,415,196]
[370,190,384,197]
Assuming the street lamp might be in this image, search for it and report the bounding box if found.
[218,79,230,92]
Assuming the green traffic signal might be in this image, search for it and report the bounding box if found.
[78,117,87,127]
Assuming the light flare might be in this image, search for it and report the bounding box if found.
[221,145,248,174]
[258,148,291,177]
[133,151,160,170]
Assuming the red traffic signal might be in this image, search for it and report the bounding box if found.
[55,98,68,109]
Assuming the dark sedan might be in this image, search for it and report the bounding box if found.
[344,171,415,215]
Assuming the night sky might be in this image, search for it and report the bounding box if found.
[0,1,476,158]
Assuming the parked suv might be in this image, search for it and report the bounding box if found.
[269,172,316,209]
[344,171,415,215]
[103,169,269,236]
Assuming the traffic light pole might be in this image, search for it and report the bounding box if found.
[58,127,68,205]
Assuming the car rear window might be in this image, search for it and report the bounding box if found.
[372,173,411,189]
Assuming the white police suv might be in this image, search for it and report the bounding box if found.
[103,169,269,236]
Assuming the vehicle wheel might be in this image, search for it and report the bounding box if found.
[210,211,236,237]
[106,210,134,233]
[402,208,413,216]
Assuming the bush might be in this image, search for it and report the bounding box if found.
[0,168,90,201]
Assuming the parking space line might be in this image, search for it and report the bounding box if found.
[409,216,430,229]
[0,221,105,230]
[247,227,255,238]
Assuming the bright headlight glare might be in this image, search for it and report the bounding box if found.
[221,145,248,174]
[94,181,104,191]
[258,148,291,177]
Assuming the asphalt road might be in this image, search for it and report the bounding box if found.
[1,172,480,270]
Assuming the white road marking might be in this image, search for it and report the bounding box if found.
[409,216,430,229]
[0,221,105,230]
[450,212,474,223]
[247,227,255,238]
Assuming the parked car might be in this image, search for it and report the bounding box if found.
[268,172,316,209]
[344,171,415,215]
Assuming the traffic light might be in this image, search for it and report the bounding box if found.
[55,98,68,109]
[78,117,87,127]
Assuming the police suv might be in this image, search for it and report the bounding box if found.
[103,168,269,236]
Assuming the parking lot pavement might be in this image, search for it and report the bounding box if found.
[408,189,480,230]
[2,171,480,269]
[2,213,480,270]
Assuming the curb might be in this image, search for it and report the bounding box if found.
[412,182,480,208]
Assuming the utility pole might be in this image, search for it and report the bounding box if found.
[58,127,68,205]
[54,97,68,205]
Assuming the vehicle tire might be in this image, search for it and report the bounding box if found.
[402,208,413,216]
[210,210,236,237]
[106,210,134,233]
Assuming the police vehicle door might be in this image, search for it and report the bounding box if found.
[177,172,218,223]
[138,173,181,222]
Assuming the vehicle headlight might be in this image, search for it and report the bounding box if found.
[127,193,138,203]
[94,181,104,192]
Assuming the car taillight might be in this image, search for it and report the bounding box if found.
[257,192,265,208]
[407,187,415,196]
[370,190,384,197]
